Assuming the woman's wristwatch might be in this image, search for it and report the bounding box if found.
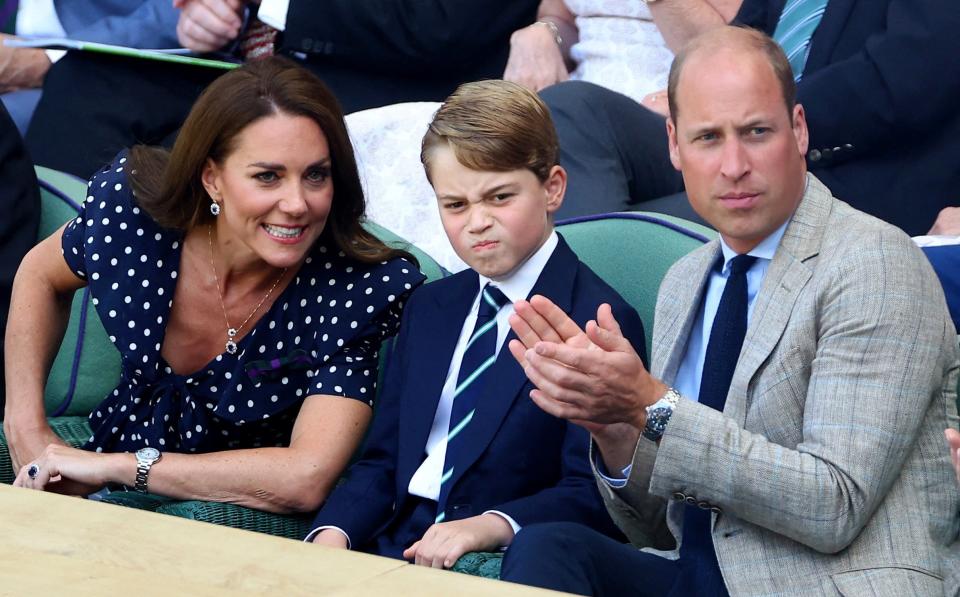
[642,388,681,441]
[134,447,162,493]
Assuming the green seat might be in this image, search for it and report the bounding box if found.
[449,212,714,579]
[0,166,446,540]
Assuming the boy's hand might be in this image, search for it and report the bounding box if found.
[402,513,514,569]
[311,528,349,549]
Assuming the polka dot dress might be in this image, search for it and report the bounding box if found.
[60,151,426,454]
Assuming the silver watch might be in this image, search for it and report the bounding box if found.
[134,447,162,493]
[642,388,681,441]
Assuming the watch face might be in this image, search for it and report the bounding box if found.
[138,447,160,460]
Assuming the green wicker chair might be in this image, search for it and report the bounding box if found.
[0,166,445,541]
[449,212,715,579]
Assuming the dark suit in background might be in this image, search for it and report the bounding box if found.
[25,0,538,178]
[545,0,960,236]
[0,104,41,413]
[310,237,645,557]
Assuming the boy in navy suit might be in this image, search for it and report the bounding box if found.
[306,80,647,570]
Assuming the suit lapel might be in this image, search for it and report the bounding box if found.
[653,245,718,385]
[446,236,580,491]
[803,0,855,75]
[725,175,831,426]
[396,272,479,486]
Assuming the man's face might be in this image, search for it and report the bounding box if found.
[667,48,809,254]
[428,145,564,280]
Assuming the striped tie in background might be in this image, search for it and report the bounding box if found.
[772,0,829,82]
[435,284,508,523]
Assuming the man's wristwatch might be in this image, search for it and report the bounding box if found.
[134,447,162,493]
[642,388,681,441]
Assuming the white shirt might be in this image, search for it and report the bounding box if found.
[16,0,67,63]
[307,232,560,545]
[256,0,290,31]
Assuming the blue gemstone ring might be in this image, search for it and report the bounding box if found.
[27,464,40,480]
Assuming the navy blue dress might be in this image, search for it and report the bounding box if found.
[61,152,426,454]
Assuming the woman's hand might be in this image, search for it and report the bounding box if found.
[13,443,127,495]
[402,513,514,569]
[503,22,570,92]
[5,418,65,473]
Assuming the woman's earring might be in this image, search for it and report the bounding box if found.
[210,201,221,216]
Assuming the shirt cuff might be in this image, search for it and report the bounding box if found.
[595,451,632,489]
[256,0,290,31]
[304,525,351,549]
[44,49,66,63]
[482,510,521,538]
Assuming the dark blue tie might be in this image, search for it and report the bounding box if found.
[675,254,756,597]
[435,283,508,523]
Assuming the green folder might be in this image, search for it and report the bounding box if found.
[3,37,239,70]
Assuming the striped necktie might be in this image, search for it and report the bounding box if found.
[773,0,829,81]
[435,283,509,523]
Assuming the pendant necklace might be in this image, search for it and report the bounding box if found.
[208,224,287,355]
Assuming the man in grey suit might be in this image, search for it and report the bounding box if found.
[499,26,960,596]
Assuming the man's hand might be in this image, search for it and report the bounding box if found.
[928,207,960,236]
[402,513,514,569]
[503,23,569,92]
[641,88,671,118]
[508,296,666,431]
[946,428,960,486]
[0,35,52,92]
[311,528,350,549]
[175,0,244,53]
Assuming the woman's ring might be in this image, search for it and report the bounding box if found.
[27,464,40,480]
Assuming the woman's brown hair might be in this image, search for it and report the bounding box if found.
[130,56,415,267]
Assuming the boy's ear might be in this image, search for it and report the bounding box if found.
[544,165,566,215]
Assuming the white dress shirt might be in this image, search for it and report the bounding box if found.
[256,0,290,31]
[16,0,67,63]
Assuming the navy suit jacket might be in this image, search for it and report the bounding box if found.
[736,0,960,236]
[54,0,179,48]
[311,236,646,552]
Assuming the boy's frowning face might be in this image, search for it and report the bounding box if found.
[429,145,564,280]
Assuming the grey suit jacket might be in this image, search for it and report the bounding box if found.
[597,175,960,596]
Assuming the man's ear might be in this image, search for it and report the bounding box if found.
[544,165,567,215]
[792,103,809,157]
[666,118,682,171]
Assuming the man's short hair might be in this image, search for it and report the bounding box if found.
[421,80,559,183]
[667,26,797,123]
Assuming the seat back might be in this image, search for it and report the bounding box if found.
[34,167,447,418]
[557,212,715,357]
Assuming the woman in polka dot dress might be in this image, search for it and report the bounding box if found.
[6,57,425,513]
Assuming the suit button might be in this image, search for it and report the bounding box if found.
[809,149,822,162]
[697,501,711,510]
[710,506,723,514]
[672,492,686,501]
[685,496,697,506]
[822,148,833,160]
[301,37,314,52]
[843,143,854,150]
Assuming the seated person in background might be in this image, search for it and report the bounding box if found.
[4,57,425,512]
[504,0,740,104]
[499,27,960,596]
[542,0,960,234]
[0,0,180,133]
[24,0,539,178]
[307,80,646,569]
[0,103,39,413]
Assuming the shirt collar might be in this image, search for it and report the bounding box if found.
[477,231,559,303]
[718,217,790,274]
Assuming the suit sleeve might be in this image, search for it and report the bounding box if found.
[66,0,181,48]
[737,0,960,166]
[644,228,955,553]
[306,290,420,544]
[493,302,646,536]
[281,0,538,75]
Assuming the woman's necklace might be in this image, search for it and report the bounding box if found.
[207,224,287,355]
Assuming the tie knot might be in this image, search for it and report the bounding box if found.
[479,284,509,318]
[728,254,757,276]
